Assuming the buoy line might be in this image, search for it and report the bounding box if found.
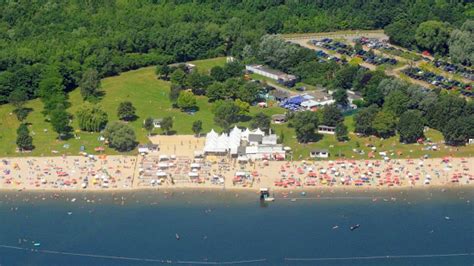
[278,196,374,200]
[176,259,267,264]
[0,244,266,264]
[285,252,474,261]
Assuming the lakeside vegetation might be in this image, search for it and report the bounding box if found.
[1,56,473,159]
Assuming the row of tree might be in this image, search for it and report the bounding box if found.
[4,1,469,106]
[386,19,473,65]
[354,79,474,145]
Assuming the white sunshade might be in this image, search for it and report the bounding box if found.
[156,171,168,177]
[235,171,247,177]
[188,172,199,177]
[190,163,201,168]
[158,162,169,168]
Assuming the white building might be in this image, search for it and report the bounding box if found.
[204,126,284,160]
[245,64,297,84]
[310,149,329,159]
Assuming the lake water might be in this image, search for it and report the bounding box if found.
[0,188,473,266]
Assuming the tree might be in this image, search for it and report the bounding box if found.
[398,110,424,143]
[8,89,28,109]
[16,123,33,151]
[117,101,136,121]
[372,111,397,138]
[155,64,170,80]
[415,20,451,55]
[143,117,154,136]
[79,68,101,101]
[50,107,72,139]
[291,111,319,143]
[13,108,30,121]
[354,105,379,136]
[170,68,187,87]
[335,123,349,142]
[192,120,203,137]
[206,82,226,102]
[236,81,261,103]
[104,122,137,152]
[449,20,474,66]
[186,72,212,95]
[176,91,197,110]
[384,19,417,48]
[213,100,240,130]
[234,99,250,116]
[161,116,173,135]
[333,65,359,90]
[322,105,343,127]
[169,84,182,103]
[77,103,108,132]
[442,115,474,146]
[425,93,466,131]
[210,66,227,82]
[250,112,271,132]
[383,90,410,116]
[223,61,244,78]
[333,89,348,107]
[363,86,384,107]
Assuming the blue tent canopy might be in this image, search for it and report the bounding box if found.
[286,95,304,105]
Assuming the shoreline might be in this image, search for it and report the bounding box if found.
[2,183,473,194]
[1,155,473,194]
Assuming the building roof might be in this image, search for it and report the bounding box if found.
[301,100,320,108]
[272,114,286,120]
[311,149,329,153]
[138,144,159,149]
[246,64,296,81]
[318,125,336,130]
[309,91,332,101]
[248,134,263,143]
[247,64,287,77]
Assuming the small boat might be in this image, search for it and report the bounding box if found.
[350,224,360,231]
[33,243,41,247]
[444,216,451,221]
[265,197,275,202]
[67,212,72,215]
[175,233,180,240]
[332,225,339,229]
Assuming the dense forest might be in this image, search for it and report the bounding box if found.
[1,0,472,104]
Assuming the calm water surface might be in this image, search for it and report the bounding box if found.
[0,188,473,266]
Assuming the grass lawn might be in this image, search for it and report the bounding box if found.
[190,57,227,74]
[0,58,227,157]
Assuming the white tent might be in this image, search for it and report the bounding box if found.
[158,162,169,168]
[190,163,201,169]
[156,171,168,177]
[188,172,199,177]
[253,128,264,136]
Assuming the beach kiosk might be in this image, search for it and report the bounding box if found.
[260,188,274,202]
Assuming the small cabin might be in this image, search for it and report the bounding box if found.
[138,144,159,154]
[153,119,163,128]
[272,114,287,124]
[310,149,329,159]
[318,125,336,135]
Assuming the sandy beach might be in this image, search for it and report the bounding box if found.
[0,153,472,193]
